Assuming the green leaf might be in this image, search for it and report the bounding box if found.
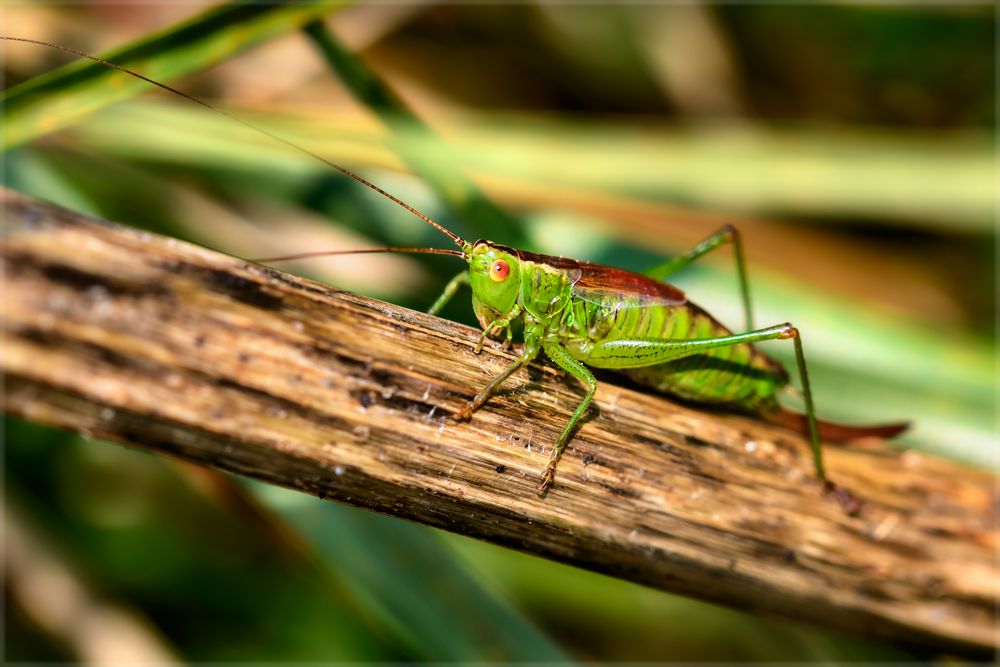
[2,0,349,150]
[251,483,574,662]
[302,20,527,246]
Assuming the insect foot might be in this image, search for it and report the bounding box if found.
[825,480,864,517]
[538,457,559,496]
[538,463,557,495]
[473,330,490,354]
[454,403,475,422]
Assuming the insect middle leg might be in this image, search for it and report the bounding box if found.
[454,335,540,422]
[588,323,825,485]
[540,343,597,494]
[643,225,754,331]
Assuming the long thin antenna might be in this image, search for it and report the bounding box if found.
[253,247,465,263]
[2,36,467,249]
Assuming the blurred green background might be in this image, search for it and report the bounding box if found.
[2,2,995,662]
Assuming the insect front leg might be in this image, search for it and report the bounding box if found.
[475,305,521,353]
[454,333,540,422]
[588,323,825,485]
[427,271,470,316]
[539,343,597,494]
[643,225,754,331]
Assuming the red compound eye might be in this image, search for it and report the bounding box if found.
[490,259,510,282]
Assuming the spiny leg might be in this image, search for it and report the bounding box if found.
[788,327,823,485]
[454,335,540,422]
[785,332,858,511]
[428,271,469,316]
[587,323,825,485]
[539,343,597,494]
[643,225,754,331]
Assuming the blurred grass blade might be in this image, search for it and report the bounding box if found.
[252,484,574,662]
[302,20,528,245]
[2,0,349,151]
[5,492,181,664]
[3,148,103,218]
[65,99,993,233]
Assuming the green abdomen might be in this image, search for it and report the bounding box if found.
[563,298,788,413]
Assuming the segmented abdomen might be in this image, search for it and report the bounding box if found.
[562,294,788,412]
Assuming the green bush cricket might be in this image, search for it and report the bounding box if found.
[4,38,909,503]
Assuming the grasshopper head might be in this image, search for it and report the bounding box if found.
[468,241,521,326]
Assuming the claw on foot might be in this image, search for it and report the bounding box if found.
[824,480,863,516]
[538,465,556,495]
[454,404,474,421]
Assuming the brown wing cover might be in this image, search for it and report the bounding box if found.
[509,247,686,305]
[765,407,910,443]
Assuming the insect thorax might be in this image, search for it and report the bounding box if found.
[515,259,579,322]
